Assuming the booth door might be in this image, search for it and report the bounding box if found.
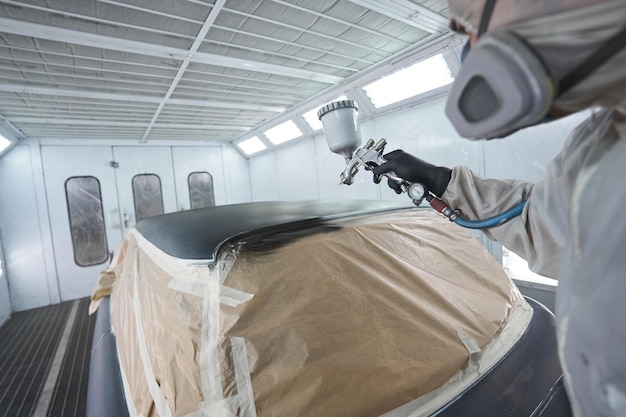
[43,146,181,301]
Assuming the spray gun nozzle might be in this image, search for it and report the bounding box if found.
[338,155,361,185]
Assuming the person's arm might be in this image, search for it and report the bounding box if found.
[443,110,613,278]
[373,113,603,279]
[442,165,568,278]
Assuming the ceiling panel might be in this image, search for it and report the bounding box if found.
[0,0,450,143]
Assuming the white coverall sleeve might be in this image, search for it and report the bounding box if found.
[441,115,601,278]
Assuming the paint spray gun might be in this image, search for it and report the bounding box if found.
[317,100,440,209]
[317,100,526,229]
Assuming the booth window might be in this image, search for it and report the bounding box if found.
[188,172,215,209]
[65,176,108,266]
[132,174,164,222]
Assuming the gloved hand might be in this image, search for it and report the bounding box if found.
[371,150,452,197]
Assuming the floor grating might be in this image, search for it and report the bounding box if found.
[0,298,95,417]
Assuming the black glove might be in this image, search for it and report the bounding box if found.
[371,150,452,197]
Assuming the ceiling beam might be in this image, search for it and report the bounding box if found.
[0,17,343,84]
[141,0,226,142]
[346,0,449,33]
[7,117,249,130]
[269,0,413,48]
[0,84,286,112]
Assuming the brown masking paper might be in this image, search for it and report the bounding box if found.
[91,209,528,417]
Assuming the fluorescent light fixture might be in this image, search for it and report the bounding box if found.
[363,54,454,108]
[237,136,266,155]
[0,134,11,153]
[303,96,347,130]
[303,109,324,131]
[264,121,302,145]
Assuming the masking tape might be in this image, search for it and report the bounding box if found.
[218,246,241,284]
[168,278,253,308]
[132,229,208,281]
[117,337,139,417]
[183,398,239,417]
[381,301,533,417]
[200,278,224,404]
[220,286,254,307]
[132,257,173,417]
[129,229,255,416]
[456,331,481,369]
[134,229,252,306]
[478,302,532,373]
[194,267,259,416]
[231,337,258,417]
[195,269,250,417]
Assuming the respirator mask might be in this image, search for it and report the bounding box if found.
[445,0,626,140]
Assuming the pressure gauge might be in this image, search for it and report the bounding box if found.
[408,183,426,201]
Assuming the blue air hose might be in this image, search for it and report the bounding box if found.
[425,194,527,230]
[452,201,527,229]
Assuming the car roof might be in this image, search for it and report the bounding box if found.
[134,200,415,263]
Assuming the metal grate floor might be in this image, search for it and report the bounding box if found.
[0,298,95,417]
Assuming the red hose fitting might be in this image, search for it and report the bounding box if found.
[429,196,447,213]
[427,196,458,222]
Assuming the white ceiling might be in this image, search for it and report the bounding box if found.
[0,0,451,143]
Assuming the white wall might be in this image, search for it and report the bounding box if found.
[222,144,252,204]
[0,141,251,311]
[250,139,320,201]
[0,233,11,326]
[0,145,54,311]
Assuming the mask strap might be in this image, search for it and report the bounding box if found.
[460,0,496,63]
[559,26,626,94]
[477,0,497,37]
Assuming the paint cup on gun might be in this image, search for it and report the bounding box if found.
[317,100,361,162]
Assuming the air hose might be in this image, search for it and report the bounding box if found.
[426,195,527,230]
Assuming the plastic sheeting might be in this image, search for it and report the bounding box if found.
[91,209,531,417]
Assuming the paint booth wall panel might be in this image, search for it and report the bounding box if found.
[250,152,280,201]
[0,234,11,325]
[169,144,253,207]
[482,110,591,182]
[275,139,319,201]
[172,146,227,208]
[221,144,252,204]
[0,145,51,311]
[250,140,319,202]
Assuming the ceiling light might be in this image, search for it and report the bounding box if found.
[237,136,266,155]
[303,109,324,131]
[0,134,12,153]
[264,121,302,145]
[363,54,453,108]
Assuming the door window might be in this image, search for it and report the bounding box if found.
[132,174,164,222]
[188,172,215,209]
[65,176,108,266]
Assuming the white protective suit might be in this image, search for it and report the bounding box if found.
[442,1,626,416]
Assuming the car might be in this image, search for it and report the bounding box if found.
[87,200,572,417]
